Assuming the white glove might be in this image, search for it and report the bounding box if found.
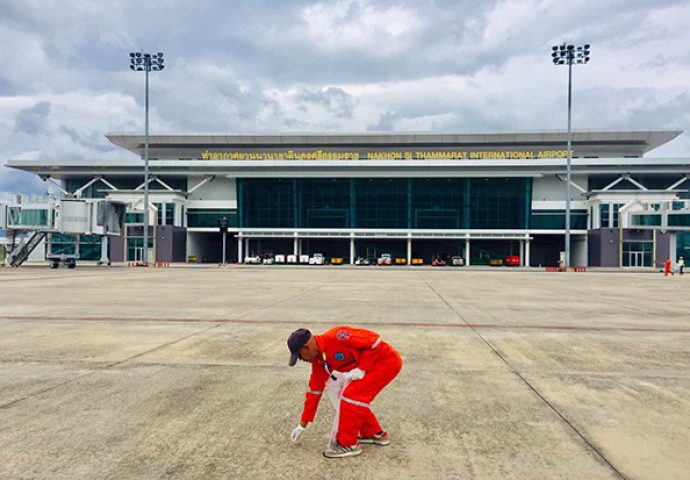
[290,425,305,443]
[345,368,366,381]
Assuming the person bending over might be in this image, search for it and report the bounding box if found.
[287,326,403,458]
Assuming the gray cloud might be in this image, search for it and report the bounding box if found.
[294,87,354,118]
[367,111,399,131]
[0,0,689,197]
[14,101,51,134]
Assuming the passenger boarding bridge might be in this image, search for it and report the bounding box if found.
[0,196,126,267]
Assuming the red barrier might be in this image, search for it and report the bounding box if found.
[545,266,586,272]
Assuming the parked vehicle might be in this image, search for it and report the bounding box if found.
[451,256,465,266]
[411,258,424,265]
[489,258,504,266]
[330,257,344,265]
[504,255,520,266]
[394,257,406,265]
[355,256,371,265]
[377,253,392,266]
[274,254,286,264]
[432,257,447,267]
[287,254,298,264]
[299,254,310,264]
[309,253,325,265]
[244,255,261,264]
[262,256,274,265]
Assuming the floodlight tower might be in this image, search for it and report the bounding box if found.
[551,43,590,268]
[129,51,164,265]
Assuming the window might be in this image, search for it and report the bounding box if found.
[125,212,144,224]
[612,203,625,228]
[599,204,610,228]
[631,214,661,226]
[8,208,49,226]
[166,204,175,226]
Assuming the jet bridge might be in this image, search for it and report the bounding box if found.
[0,196,126,267]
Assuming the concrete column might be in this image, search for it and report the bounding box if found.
[407,236,412,265]
[238,236,243,263]
[350,236,355,265]
[519,240,525,266]
[525,239,531,267]
[293,236,298,256]
[465,237,471,266]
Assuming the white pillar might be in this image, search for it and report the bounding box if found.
[465,237,471,266]
[294,236,298,256]
[350,236,355,265]
[238,236,243,263]
[100,237,109,264]
[407,236,412,265]
[525,239,531,267]
[519,240,525,266]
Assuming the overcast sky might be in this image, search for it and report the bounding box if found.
[1,0,689,198]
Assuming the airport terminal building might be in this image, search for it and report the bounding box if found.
[7,130,690,267]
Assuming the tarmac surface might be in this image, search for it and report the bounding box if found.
[0,265,688,480]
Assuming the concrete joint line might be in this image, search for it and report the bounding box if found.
[0,324,220,411]
[420,278,629,480]
[232,284,324,321]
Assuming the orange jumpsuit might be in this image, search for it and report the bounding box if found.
[300,326,403,447]
[665,258,674,276]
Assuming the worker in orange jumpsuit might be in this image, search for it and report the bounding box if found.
[287,326,403,458]
[665,257,674,276]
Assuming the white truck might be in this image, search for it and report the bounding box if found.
[309,253,325,265]
[377,253,392,266]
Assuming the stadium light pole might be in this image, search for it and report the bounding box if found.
[551,43,590,268]
[129,51,164,265]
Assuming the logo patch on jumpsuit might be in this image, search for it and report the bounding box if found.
[334,352,345,361]
[336,329,351,341]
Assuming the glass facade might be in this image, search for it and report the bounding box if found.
[49,234,77,256]
[668,214,690,227]
[187,209,239,228]
[239,178,531,230]
[126,237,154,262]
[48,234,101,260]
[530,210,587,229]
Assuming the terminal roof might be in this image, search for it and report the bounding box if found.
[105,130,682,158]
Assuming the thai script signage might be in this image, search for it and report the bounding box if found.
[199,149,571,160]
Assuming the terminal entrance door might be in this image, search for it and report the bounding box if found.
[134,247,144,263]
[628,251,644,267]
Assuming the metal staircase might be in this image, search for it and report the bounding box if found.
[7,231,47,267]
